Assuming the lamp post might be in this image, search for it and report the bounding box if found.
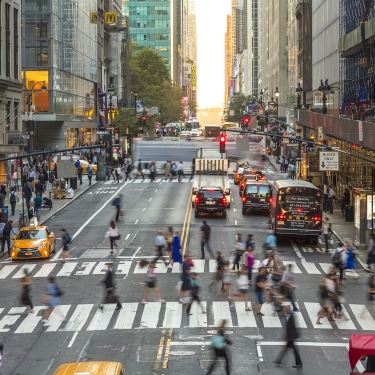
[25,81,47,157]
[107,79,115,165]
[274,87,280,120]
[318,79,331,114]
[296,82,303,109]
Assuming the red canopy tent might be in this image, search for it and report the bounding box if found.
[349,334,375,372]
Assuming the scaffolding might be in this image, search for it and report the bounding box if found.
[339,0,375,118]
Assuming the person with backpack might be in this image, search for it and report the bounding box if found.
[331,242,347,282]
[60,228,73,263]
[41,277,65,323]
[27,202,35,223]
[113,194,123,222]
[186,273,206,315]
[125,163,132,181]
[33,193,43,221]
[1,220,16,256]
[206,319,232,375]
[135,159,144,180]
[87,165,93,186]
[8,187,19,216]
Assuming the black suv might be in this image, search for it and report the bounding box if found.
[241,181,271,215]
[194,188,227,218]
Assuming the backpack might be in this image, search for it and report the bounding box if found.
[113,197,120,206]
[10,192,16,203]
[211,334,225,349]
[2,224,11,236]
[88,168,93,176]
[65,233,73,244]
[55,285,64,297]
[332,249,344,267]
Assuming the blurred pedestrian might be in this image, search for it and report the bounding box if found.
[115,165,122,183]
[201,220,214,259]
[360,275,375,318]
[60,228,73,263]
[190,158,195,180]
[179,254,192,303]
[245,235,255,285]
[171,230,182,268]
[283,264,299,312]
[237,267,252,311]
[322,217,331,253]
[177,161,185,182]
[141,262,165,304]
[345,239,358,277]
[256,267,269,316]
[41,277,65,323]
[209,250,225,290]
[9,187,18,216]
[231,234,245,272]
[87,165,93,185]
[331,242,347,282]
[186,273,206,315]
[164,160,172,180]
[154,230,167,265]
[150,162,156,182]
[113,194,123,222]
[165,226,173,266]
[99,263,122,310]
[1,220,16,257]
[222,261,233,301]
[206,319,232,375]
[136,159,145,180]
[20,268,34,313]
[367,234,375,269]
[274,314,302,368]
[106,220,119,254]
[125,163,132,181]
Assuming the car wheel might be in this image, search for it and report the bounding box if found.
[242,208,246,215]
[194,210,199,218]
[222,211,227,219]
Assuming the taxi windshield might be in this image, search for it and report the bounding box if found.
[17,230,46,240]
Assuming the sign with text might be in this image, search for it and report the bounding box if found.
[319,151,339,171]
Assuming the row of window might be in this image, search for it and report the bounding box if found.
[0,1,19,79]
[5,101,19,131]
[131,20,170,28]
[127,6,170,16]
[131,33,170,41]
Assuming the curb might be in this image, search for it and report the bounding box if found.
[331,228,371,272]
[38,181,97,225]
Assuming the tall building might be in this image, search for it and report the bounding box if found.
[0,0,22,179]
[258,0,288,120]
[245,0,258,97]
[123,0,178,83]
[224,15,232,105]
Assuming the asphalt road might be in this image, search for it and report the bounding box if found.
[0,143,370,374]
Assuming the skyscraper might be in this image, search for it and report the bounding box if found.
[123,0,178,83]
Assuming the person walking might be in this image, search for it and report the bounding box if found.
[150,162,156,182]
[266,230,277,254]
[367,234,375,269]
[9,187,18,216]
[106,220,119,254]
[125,163,132,181]
[154,230,167,265]
[171,231,182,268]
[113,194,123,222]
[141,262,166,304]
[115,166,122,183]
[99,263,122,310]
[322,217,331,253]
[274,314,303,368]
[165,226,173,266]
[190,158,195,180]
[20,268,34,313]
[41,277,65,323]
[231,234,245,272]
[186,273,206,315]
[237,268,252,311]
[327,186,334,214]
[331,242,347,282]
[164,160,172,180]
[136,159,144,180]
[179,254,192,303]
[206,320,232,375]
[177,161,185,182]
[33,193,43,221]
[1,220,16,257]
[245,235,255,285]
[105,164,110,181]
[345,239,358,277]
[60,228,73,263]
[222,261,233,301]
[87,166,93,185]
[77,164,83,185]
[209,250,225,290]
[283,264,299,312]
[256,267,269,316]
[200,220,214,259]
[22,183,32,208]
[34,180,44,197]
[290,163,296,179]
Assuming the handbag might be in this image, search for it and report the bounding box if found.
[42,293,50,304]
[104,231,110,239]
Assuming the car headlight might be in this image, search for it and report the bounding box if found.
[12,246,20,252]
[39,242,48,249]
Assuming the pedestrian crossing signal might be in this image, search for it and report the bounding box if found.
[219,133,226,153]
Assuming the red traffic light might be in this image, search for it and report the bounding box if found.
[244,117,250,124]
[220,136,225,142]
[142,116,146,121]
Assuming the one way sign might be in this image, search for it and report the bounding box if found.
[319,151,339,171]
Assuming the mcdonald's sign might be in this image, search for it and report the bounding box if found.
[90,12,97,24]
[104,12,117,24]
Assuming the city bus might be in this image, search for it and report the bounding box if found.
[269,180,322,244]
[204,124,221,139]
[185,120,200,131]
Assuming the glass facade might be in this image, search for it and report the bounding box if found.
[22,0,98,117]
[123,0,172,70]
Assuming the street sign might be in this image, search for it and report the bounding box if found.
[358,121,363,142]
[229,110,234,116]
[319,151,339,171]
[97,131,109,135]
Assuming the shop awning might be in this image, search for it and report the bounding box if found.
[64,121,99,129]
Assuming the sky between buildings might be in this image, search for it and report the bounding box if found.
[196,0,231,109]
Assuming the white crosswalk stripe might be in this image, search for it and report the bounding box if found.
[0,301,374,334]
[0,259,354,279]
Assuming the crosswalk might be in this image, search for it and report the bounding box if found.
[1,300,374,334]
[0,259,352,280]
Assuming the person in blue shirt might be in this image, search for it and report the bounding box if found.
[33,193,43,221]
[266,230,277,253]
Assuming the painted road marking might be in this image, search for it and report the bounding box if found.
[34,264,57,277]
[163,302,182,328]
[87,304,117,331]
[114,303,138,330]
[62,304,94,331]
[139,302,161,328]
[212,302,233,327]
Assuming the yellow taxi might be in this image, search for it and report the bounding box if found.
[74,159,98,175]
[239,172,260,196]
[53,361,126,375]
[11,224,56,260]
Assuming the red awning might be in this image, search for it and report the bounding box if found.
[349,334,375,370]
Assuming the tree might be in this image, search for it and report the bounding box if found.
[226,94,257,123]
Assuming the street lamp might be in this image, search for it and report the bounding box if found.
[296,82,303,109]
[107,78,115,165]
[318,79,331,114]
[274,87,280,120]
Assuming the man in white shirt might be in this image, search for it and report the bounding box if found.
[177,161,185,182]
[327,186,334,214]
[154,231,167,265]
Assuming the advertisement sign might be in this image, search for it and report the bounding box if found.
[367,195,375,229]
[247,100,254,114]
[285,196,315,228]
[319,151,339,171]
[101,93,107,111]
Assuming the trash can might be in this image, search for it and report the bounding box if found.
[1,206,8,223]
[69,177,77,189]
[345,205,354,222]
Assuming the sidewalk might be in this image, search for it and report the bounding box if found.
[12,175,95,228]
[265,153,369,270]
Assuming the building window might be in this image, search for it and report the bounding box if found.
[143,34,147,40]
[6,102,11,128]
[14,103,18,130]
[14,9,18,79]
[5,3,11,77]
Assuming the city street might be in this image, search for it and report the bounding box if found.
[0,152,370,374]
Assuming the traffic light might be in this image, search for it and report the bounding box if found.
[243,115,250,127]
[142,116,147,125]
[137,116,142,125]
[219,133,226,153]
[103,141,108,147]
